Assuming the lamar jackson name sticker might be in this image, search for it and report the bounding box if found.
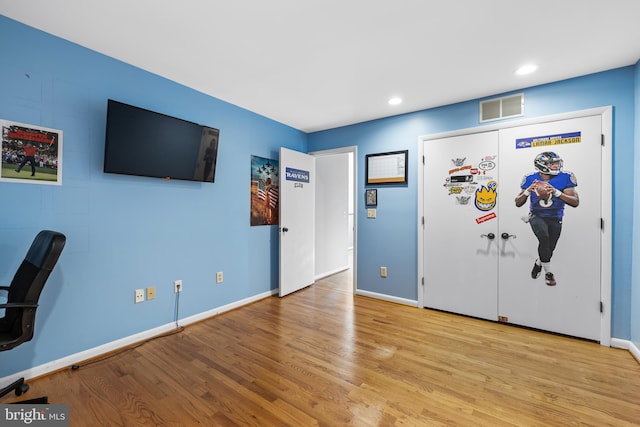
[515,131,581,149]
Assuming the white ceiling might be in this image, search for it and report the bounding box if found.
[2,0,640,133]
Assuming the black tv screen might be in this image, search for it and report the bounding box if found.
[104,99,219,183]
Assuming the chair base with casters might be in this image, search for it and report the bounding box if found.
[0,377,29,398]
[0,230,65,404]
[0,378,48,404]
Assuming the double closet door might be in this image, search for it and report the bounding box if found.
[423,115,602,341]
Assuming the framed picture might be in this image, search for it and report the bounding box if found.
[365,189,377,206]
[365,150,408,185]
[1,119,63,185]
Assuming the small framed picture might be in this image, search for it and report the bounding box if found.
[365,189,377,206]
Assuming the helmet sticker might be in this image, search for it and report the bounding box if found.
[534,151,563,175]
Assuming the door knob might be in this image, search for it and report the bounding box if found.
[501,232,516,240]
[481,233,495,240]
[281,227,289,233]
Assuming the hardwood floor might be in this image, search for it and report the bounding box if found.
[3,267,640,426]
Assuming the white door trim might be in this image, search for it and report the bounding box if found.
[309,145,358,294]
[417,106,612,346]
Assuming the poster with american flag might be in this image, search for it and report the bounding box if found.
[250,155,279,226]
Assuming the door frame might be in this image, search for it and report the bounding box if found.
[417,106,612,346]
[309,145,358,294]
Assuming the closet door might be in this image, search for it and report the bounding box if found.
[497,116,602,340]
[423,131,499,321]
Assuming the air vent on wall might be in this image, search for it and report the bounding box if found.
[480,93,524,122]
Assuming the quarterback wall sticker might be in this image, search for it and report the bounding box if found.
[515,151,579,287]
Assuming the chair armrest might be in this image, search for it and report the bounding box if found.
[0,288,7,307]
[0,302,38,309]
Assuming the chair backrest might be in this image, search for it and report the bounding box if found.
[0,230,66,351]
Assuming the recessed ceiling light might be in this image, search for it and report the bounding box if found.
[388,97,402,106]
[516,64,538,76]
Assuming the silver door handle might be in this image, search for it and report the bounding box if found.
[480,233,495,240]
[501,232,516,240]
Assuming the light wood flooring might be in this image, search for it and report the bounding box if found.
[2,267,640,426]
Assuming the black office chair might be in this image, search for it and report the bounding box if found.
[0,230,66,403]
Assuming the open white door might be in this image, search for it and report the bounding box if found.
[279,147,316,297]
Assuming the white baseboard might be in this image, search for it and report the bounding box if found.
[610,338,640,363]
[314,265,349,281]
[178,289,276,326]
[0,289,277,385]
[356,289,418,307]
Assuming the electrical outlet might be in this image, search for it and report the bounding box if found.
[174,279,183,293]
[135,289,144,303]
[216,271,223,283]
[367,208,377,218]
[146,286,156,300]
[380,266,387,278]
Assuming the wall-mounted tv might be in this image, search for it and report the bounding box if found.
[104,99,219,183]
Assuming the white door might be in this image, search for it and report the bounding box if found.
[423,131,500,321]
[423,116,603,341]
[279,147,316,297]
[497,116,602,340]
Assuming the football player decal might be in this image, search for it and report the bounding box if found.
[515,152,579,286]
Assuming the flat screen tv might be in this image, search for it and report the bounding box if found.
[104,99,219,183]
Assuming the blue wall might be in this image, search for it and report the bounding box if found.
[0,16,306,377]
[308,66,637,341]
[632,62,640,349]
